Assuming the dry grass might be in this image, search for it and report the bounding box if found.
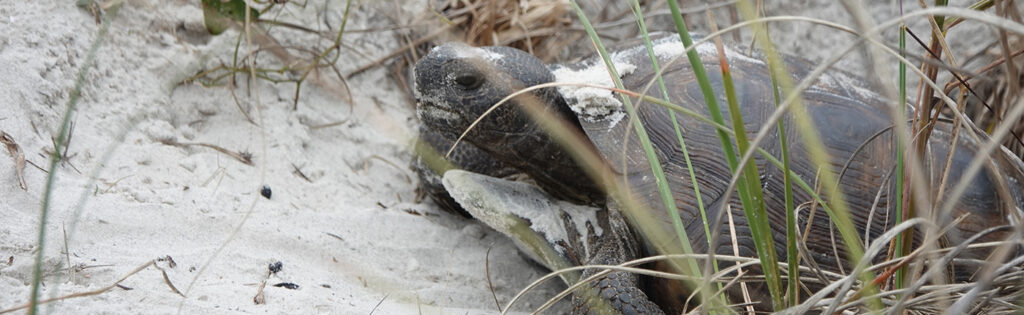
[948,39,1024,159]
[404,0,1024,314]
[434,0,573,61]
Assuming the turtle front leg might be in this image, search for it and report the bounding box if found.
[572,209,664,315]
[441,170,664,314]
[414,128,518,216]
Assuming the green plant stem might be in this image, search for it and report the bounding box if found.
[568,1,703,280]
[28,4,122,314]
[942,0,996,28]
[934,0,949,28]
[665,0,781,308]
[738,0,878,310]
[894,21,908,292]
[769,55,799,308]
[630,0,726,302]
[746,12,798,308]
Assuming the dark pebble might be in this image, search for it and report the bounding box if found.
[260,185,272,199]
[269,261,283,274]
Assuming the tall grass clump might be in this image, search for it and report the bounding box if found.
[411,0,1024,313]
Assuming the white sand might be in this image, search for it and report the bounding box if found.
[0,1,562,314]
[0,1,1008,314]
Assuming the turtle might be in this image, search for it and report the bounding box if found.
[412,35,1024,313]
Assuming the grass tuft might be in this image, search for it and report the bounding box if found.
[568,3,711,311]
[410,2,1024,313]
[27,3,122,314]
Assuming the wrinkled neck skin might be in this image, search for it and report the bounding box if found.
[473,88,605,205]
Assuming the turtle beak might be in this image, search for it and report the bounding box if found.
[412,60,461,126]
[416,97,463,132]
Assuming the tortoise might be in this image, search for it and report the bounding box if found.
[412,35,1024,313]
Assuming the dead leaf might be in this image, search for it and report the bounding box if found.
[0,131,27,190]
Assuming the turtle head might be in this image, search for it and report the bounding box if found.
[415,44,603,205]
[413,43,568,145]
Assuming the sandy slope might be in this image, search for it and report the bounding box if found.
[0,1,563,314]
[0,0,1009,314]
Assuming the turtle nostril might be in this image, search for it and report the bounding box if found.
[454,73,483,89]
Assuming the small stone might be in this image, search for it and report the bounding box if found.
[268,261,283,274]
[260,185,272,199]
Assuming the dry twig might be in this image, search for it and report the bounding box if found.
[0,259,183,314]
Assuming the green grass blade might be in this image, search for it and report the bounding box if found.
[942,0,996,29]
[745,15,798,309]
[27,3,122,314]
[767,50,799,308]
[631,93,845,244]
[629,0,727,304]
[665,0,781,307]
[894,21,908,292]
[934,0,948,29]
[734,0,879,310]
[567,1,703,280]
[712,32,782,306]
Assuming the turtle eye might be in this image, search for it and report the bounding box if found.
[453,73,483,89]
